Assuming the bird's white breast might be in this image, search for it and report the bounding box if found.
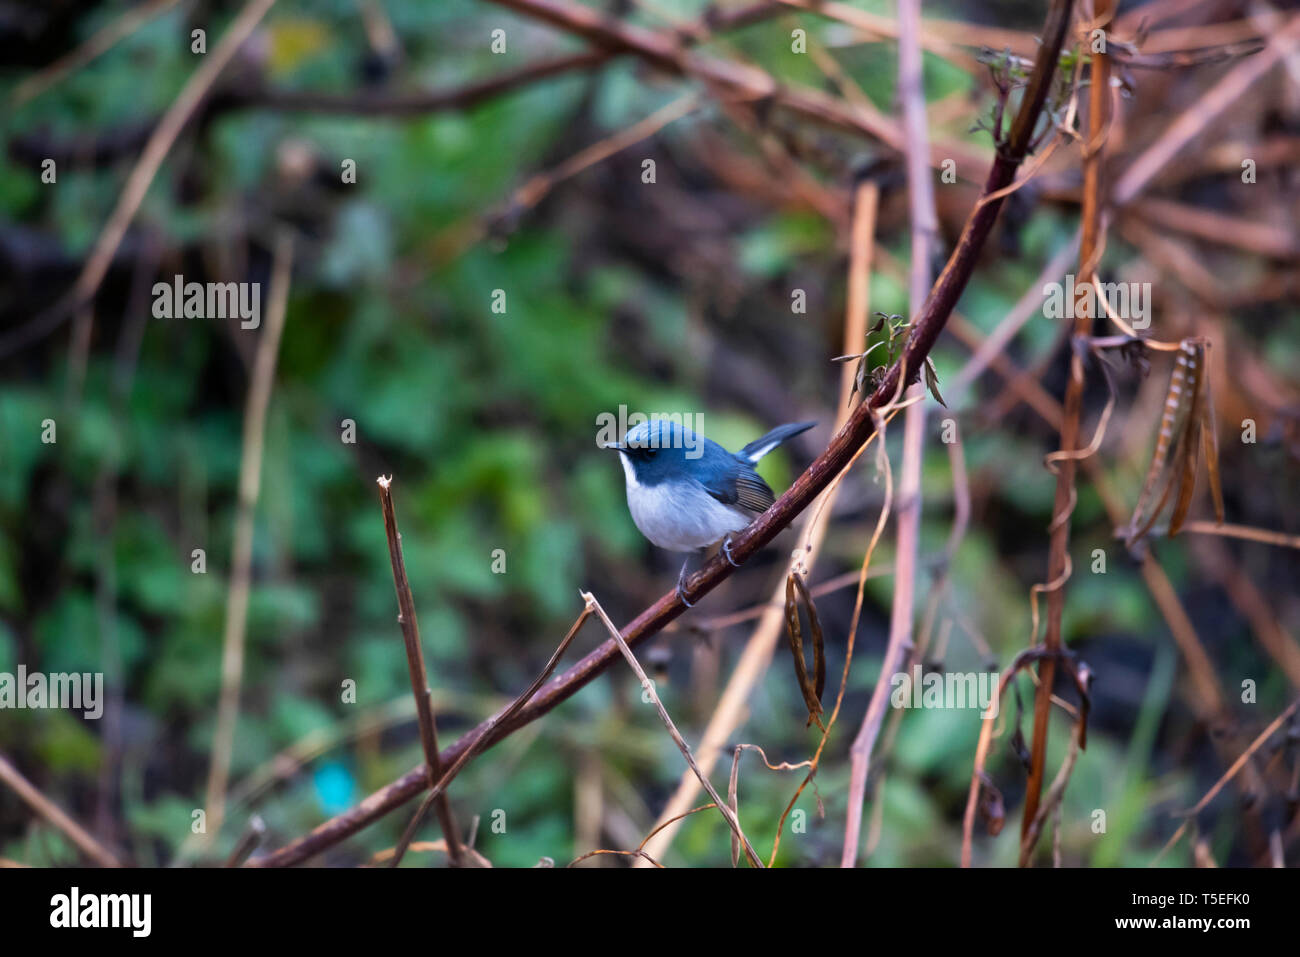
[619,453,751,552]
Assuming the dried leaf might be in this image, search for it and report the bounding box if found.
[792,572,826,705]
[784,573,825,730]
[728,747,741,869]
[852,355,869,407]
[1125,338,1217,547]
[1200,367,1225,524]
[978,772,1005,836]
[1126,348,1188,542]
[784,575,805,683]
[1010,683,1031,769]
[1119,337,1150,377]
[1168,416,1202,536]
[1010,725,1031,770]
[924,356,948,408]
[1167,340,1207,536]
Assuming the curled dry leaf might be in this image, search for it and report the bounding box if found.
[924,355,948,408]
[978,772,1006,837]
[784,572,826,731]
[1125,338,1225,547]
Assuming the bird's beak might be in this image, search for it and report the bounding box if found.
[603,443,626,452]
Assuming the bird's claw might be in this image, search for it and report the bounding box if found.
[722,536,742,568]
[675,582,695,608]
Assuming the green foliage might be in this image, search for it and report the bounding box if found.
[0,0,1288,872]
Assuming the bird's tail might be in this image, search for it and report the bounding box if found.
[738,421,816,463]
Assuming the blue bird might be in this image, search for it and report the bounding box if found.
[608,419,815,606]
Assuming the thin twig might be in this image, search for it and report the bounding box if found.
[949,236,1080,396]
[204,227,294,844]
[582,592,764,868]
[1192,537,1300,690]
[376,476,464,866]
[961,647,1063,865]
[479,0,905,147]
[1153,697,1300,864]
[509,93,701,215]
[1019,707,1084,866]
[10,0,181,107]
[1113,14,1300,205]
[1021,0,1112,856]
[0,0,279,360]
[0,753,122,867]
[1168,520,1300,551]
[842,0,935,867]
[224,815,266,867]
[386,606,592,868]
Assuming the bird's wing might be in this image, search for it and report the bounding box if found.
[701,464,775,514]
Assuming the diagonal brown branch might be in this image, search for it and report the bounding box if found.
[480,0,904,148]
[10,0,182,107]
[1113,14,1300,206]
[1153,697,1300,864]
[0,0,279,360]
[0,753,122,867]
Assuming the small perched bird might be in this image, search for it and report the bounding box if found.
[608,419,815,606]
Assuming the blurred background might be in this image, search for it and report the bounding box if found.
[1,0,1298,867]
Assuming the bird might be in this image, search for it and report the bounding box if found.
[608,419,816,606]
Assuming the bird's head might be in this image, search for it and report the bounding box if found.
[608,420,698,487]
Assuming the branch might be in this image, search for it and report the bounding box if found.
[1113,14,1300,206]
[220,52,610,116]
[0,753,122,867]
[1021,0,1109,854]
[480,0,905,148]
[1153,697,1300,864]
[10,0,181,108]
[376,476,464,866]
[842,0,937,868]
[583,593,763,868]
[381,605,592,869]
[203,227,294,845]
[217,1,795,118]
[0,0,279,360]
[253,0,1077,868]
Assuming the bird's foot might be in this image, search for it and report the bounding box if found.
[722,536,742,568]
[676,558,696,608]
